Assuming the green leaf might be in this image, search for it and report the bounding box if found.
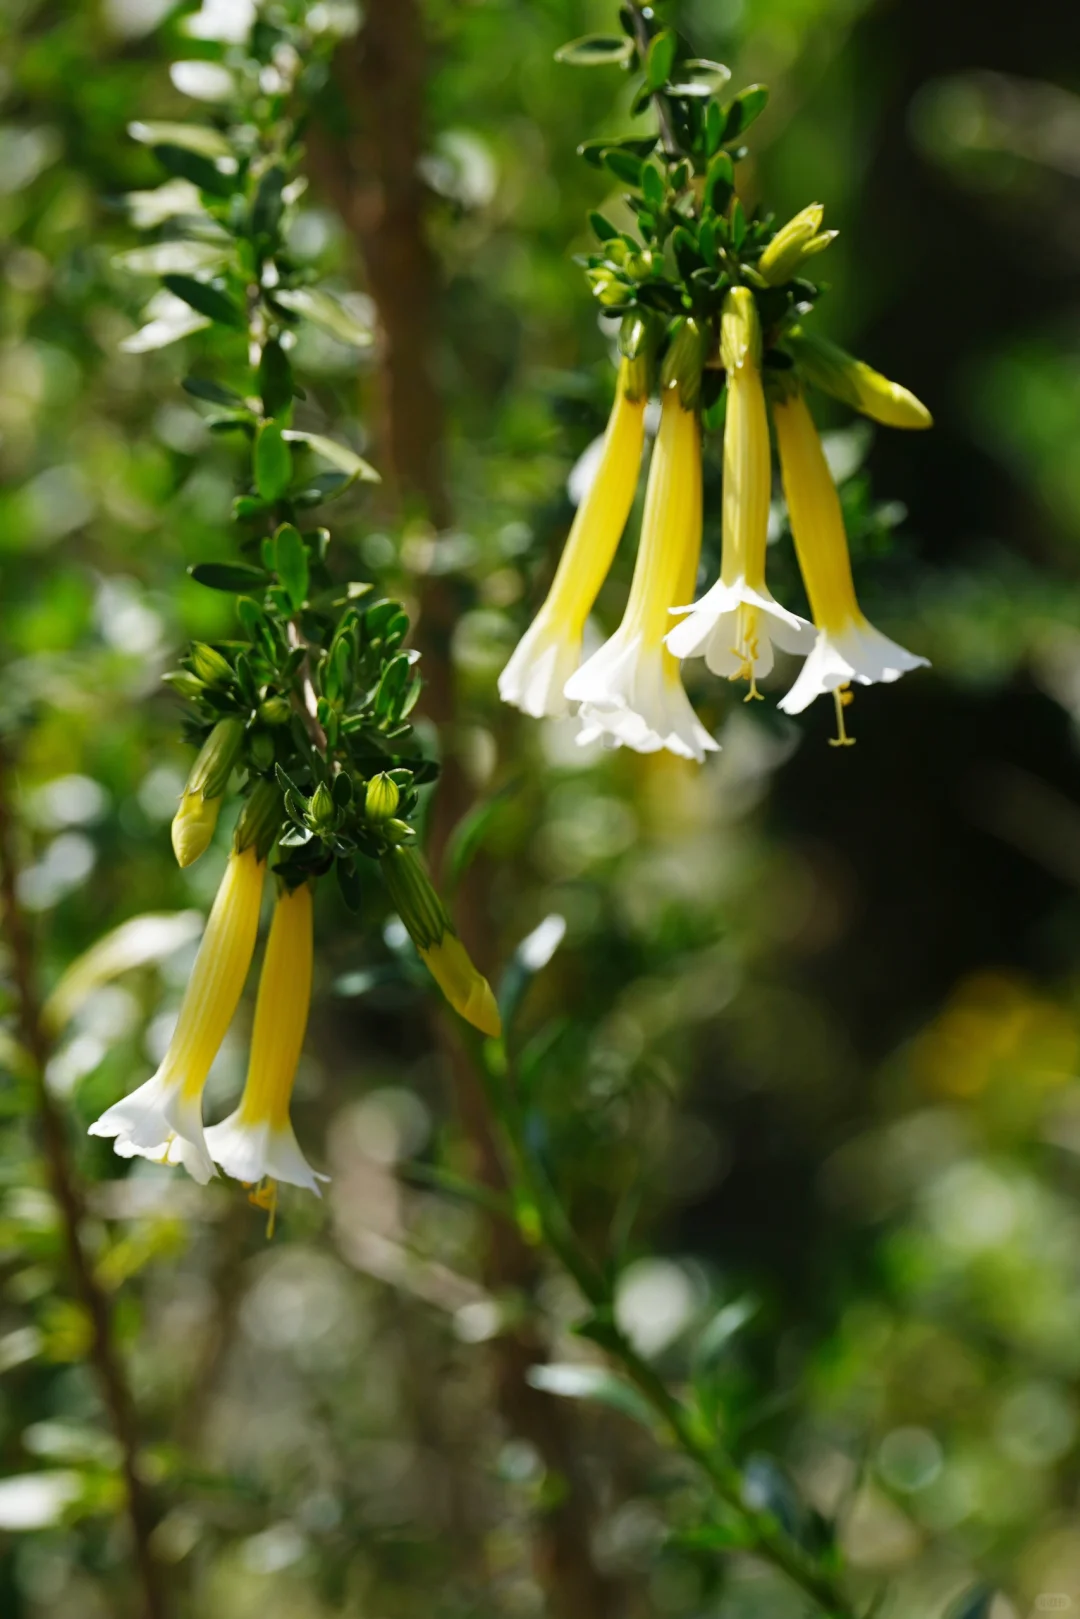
[151,144,235,198]
[444,777,521,894]
[669,58,732,98]
[189,562,268,593]
[161,274,244,329]
[704,150,735,212]
[646,29,676,91]
[588,210,620,242]
[694,1298,759,1370]
[112,240,229,276]
[273,523,309,610]
[731,198,747,249]
[641,162,665,211]
[129,119,233,158]
[554,34,634,67]
[526,1363,655,1429]
[336,859,362,913]
[251,164,286,241]
[603,148,644,186]
[724,84,769,142]
[282,430,380,483]
[258,339,293,418]
[272,286,373,347]
[254,422,293,502]
[182,375,245,407]
[374,653,412,721]
[705,100,724,157]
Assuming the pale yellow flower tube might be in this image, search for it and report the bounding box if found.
[668,289,815,687]
[498,358,646,718]
[772,388,928,714]
[89,844,265,1183]
[206,881,325,1194]
[566,387,717,760]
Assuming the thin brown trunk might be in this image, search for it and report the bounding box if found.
[309,8,619,1613]
[0,741,166,1619]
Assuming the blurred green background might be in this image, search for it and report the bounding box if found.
[3,0,1080,1616]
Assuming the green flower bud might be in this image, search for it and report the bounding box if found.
[757,203,836,285]
[162,671,206,702]
[785,326,933,430]
[365,772,400,823]
[234,778,283,861]
[171,791,222,869]
[586,267,629,307]
[720,287,762,375]
[189,642,234,688]
[660,316,711,411]
[258,695,292,726]
[383,818,416,844]
[307,781,336,832]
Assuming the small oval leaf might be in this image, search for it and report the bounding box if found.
[554,33,635,67]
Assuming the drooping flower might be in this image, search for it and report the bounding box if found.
[380,845,502,1038]
[499,355,647,718]
[667,289,815,694]
[564,324,718,761]
[784,325,932,431]
[88,842,265,1182]
[205,879,325,1194]
[772,386,929,726]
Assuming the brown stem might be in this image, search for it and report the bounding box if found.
[308,10,620,1613]
[0,740,166,1619]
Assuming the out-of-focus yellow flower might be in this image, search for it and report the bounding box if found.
[499,358,647,718]
[380,845,501,1038]
[566,382,718,760]
[205,881,325,1194]
[171,717,244,868]
[786,326,932,430]
[757,204,836,286]
[772,387,928,725]
[667,289,814,694]
[89,843,265,1182]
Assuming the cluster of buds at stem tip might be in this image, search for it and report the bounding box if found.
[171,718,244,869]
[757,203,837,286]
[379,845,502,1039]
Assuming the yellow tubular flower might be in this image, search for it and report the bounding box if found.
[171,790,222,868]
[379,846,502,1038]
[566,385,718,760]
[785,326,932,430]
[667,290,815,692]
[420,932,502,1040]
[205,881,326,1194]
[772,387,929,716]
[498,357,647,718]
[171,718,244,868]
[88,844,266,1182]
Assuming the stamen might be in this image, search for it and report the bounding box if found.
[744,676,763,703]
[249,1178,279,1239]
[829,685,856,748]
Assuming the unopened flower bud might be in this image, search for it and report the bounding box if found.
[307,781,336,831]
[365,772,400,823]
[162,671,206,701]
[785,326,932,430]
[171,791,222,869]
[189,643,234,688]
[258,695,292,726]
[586,267,628,307]
[757,203,835,285]
[379,846,501,1038]
[720,287,762,375]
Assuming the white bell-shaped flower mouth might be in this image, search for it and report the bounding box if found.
[90,1072,216,1184]
[569,630,718,760]
[497,610,581,719]
[778,615,929,715]
[205,1112,327,1195]
[666,578,816,679]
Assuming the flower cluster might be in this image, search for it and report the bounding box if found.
[89,0,499,1205]
[501,13,931,756]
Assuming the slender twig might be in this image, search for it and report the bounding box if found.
[479,1040,857,1619]
[0,740,166,1619]
[628,2,680,158]
[286,619,329,753]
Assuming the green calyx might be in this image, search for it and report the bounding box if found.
[660,317,711,411]
[379,845,450,954]
[234,777,283,862]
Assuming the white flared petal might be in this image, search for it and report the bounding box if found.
[498,612,582,719]
[567,630,718,761]
[205,1111,326,1195]
[666,577,817,679]
[90,1072,216,1184]
[779,617,929,715]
